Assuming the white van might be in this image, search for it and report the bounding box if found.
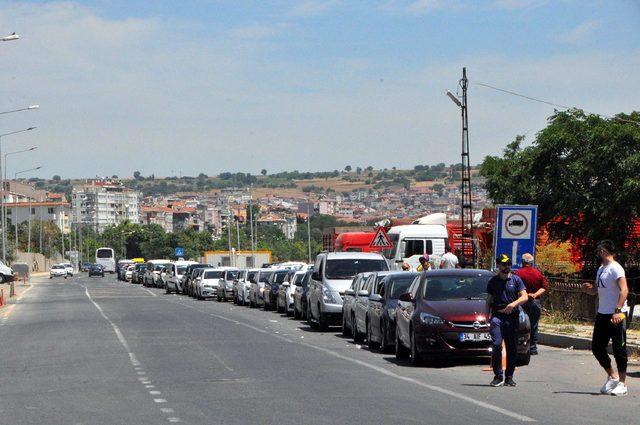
[383,224,448,271]
[166,260,198,294]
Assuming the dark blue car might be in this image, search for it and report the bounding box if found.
[88,263,105,278]
[366,272,419,352]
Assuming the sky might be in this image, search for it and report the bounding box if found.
[0,0,638,179]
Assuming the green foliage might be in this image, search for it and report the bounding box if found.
[481,109,640,260]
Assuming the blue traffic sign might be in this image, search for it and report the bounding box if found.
[493,205,538,270]
[174,247,185,257]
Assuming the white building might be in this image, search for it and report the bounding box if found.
[6,201,71,234]
[71,179,140,233]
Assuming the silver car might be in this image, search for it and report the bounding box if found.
[307,252,388,330]
[277,271,305,315]
[352,271,393,343]
[249,269,274,308]
[341,272,372,337]
[217,269,240,302]
[235,269,259,305]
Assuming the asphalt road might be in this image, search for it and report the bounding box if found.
[0,274,637,425]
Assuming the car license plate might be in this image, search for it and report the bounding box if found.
[459,332,491,342]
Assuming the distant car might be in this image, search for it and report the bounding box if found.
[394,269,531,366]
[62,262,74,276]
[352,271,394,343]
[50,264,67,279]
[293,270,312,319]
[125,265,135,282]
[183,264,211,296]
[166,261,198,294]
[88,264,105,278]
[196,268,225,300]
[236,269,259,305]
[217,269,240,302]
[249,269,274,308]
[232,270,248,304]
[277,271,305,315]
[264,269,294,311]
[341,272,372,337]
[82,262,92,272]
[132,264,146,284]
[367,272,419,352]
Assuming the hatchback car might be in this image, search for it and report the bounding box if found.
[394,269,531,366]
[341,272,372,337]
[217,269,240,302]
[236,269,259,305]
[293,270,312,319]
[249,269,274,308]
[88,264,105,278]
[264,269,294,311]
[352,271,394,343]
[367,272,419,351]
[50,264,67,279]
[277,271,305,315]
[196,268,225,300]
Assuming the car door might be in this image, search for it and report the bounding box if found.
[356,274,373,332]
[369,278,386,338]
[309,256,324,319]
[397,275,421,347]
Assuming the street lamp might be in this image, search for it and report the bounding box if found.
[14,166,42,255]
[1,32,19,42]
[0,105,39,116]
[0,127,37,261]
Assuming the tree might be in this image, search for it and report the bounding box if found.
[261,169,267,176]
[480,109,640,262]
[344,165,352,172]
[52,175,61,182]
[356,167,362,175]
[133,171,142,180]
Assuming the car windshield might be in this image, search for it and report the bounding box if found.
[176,266,187,274]
[325,259,388,279]
[422,275,490,301]
[259,272,273,283]
[204,271,224,279]
[226,270,239,279]
[272,272,289,284]
[52,265,64,269]
[154,264,168,271]
[247,272,257,282]
[389,276,418,298]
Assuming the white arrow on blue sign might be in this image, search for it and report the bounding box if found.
[174,247,185,257]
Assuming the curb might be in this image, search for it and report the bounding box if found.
[539,331,640,355]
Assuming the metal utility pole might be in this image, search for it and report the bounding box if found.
[227,203,232,266]
[459,67,475,267]
[248,186,255,267]
[235,216,241,252]
[306,201,312,264]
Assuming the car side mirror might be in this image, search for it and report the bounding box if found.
[344,288,354,296]
[357,290,369,297]
[312,272,320,281]
[369,294,382,302]
[398,293,413,302]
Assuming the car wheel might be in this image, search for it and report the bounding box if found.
[381,320,392,354]
[352,315,364,343]
[367,319,380,350]
[317,304,328,331]
[516,350,531,367]
[341,311,351,337]
[307,303,317,329]
[395,331,410,360]
[409,329,422,365]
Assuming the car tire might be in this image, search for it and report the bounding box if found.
[317,304,328,331]
[166,288,171,294]
[352,315,364,343]
[395,332,410,360]
[381,320,392,354]
[410,329,422,366]
[307,303,317,329]
[367,319,380,350]
[516,350,531,367]
[341,311,351,337]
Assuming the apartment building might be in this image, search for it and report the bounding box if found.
[71,179,140,233]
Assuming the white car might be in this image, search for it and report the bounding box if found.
[235,269,259,305]
[0,260,14,283]
[61,262,74,276]
[50,264,67,279]
[125,265,135,281]
[277,270,306,315]
[195,268,225,300]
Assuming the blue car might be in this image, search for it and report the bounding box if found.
[88,264,105,278]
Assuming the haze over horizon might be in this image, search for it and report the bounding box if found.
[1,0,638,180]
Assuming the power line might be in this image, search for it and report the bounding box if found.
[473,81,640,127]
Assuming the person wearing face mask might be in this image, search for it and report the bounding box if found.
[581,240,629,396]
[486,254,528,387]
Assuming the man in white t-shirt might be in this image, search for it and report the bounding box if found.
[581,240,629,396]
[440,246,459,269]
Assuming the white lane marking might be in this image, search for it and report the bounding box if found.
[145,385,155,389]
[149,390,161,395]
[142,288,158,297]
[167,297,536,423]
[137,371,146,375]
[160,408,175,413]
[168,418,182,422]
[154,399,167,403]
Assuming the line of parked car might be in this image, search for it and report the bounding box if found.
[114,251,531,366]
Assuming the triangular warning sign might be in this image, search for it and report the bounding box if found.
[369,227,394,249]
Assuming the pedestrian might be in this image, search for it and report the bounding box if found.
[417,254,431,272]
[514,253,548,355]
[440,245,460,269]
[486,254,528,387]
[581,240,629,396]
[401,262,411,271]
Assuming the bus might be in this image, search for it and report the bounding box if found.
[95,247,116,273]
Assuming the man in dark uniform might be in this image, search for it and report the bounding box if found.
[486,254,528,387]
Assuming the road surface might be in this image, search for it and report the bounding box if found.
[0,274,637,424]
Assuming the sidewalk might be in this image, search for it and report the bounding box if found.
[540,321,640,356]
[0,274,45,309]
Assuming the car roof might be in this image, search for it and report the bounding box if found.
[421,269,494,277]
[322,252,385,260]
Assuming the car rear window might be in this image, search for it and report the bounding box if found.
[389,276,418,298]
[204,271,223,279]
[422,275,490,301]
[259,272,273,283]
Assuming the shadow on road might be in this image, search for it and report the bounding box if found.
[551,391,601,396]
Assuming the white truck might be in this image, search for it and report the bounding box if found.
[382,213,449,271]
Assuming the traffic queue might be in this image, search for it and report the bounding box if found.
[113,250,533,374]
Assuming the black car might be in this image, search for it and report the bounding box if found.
[264,269,294,311]
[367,272,419,352]
[182,264,211,296]
[394,269,531,366]
[88,263,105,278]
[132,264,146,284]
[293,270,312,319]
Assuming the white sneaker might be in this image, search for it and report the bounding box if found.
[600,376,619,394]
[610,382,628,396]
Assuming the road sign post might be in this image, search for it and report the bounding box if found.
[174,247,185,257]
[493,205,538,270]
